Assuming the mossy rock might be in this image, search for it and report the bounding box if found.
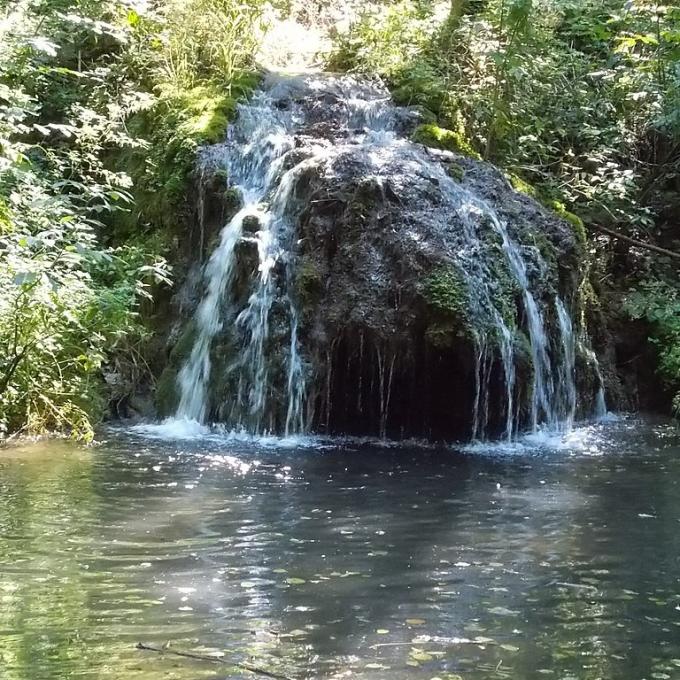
[425,321,471,348]
[412,123,481,160]
[155,367,179,416]
[423,265,469,317]
[505,172,587,249]
[204,168,229,199]
[110,73,260,240]
[513,330,535,388]
[158,82,243,145]
[390,70,447,114]
[549,200,587,247]
[169,323,197,366]
[421,265,473,346]
[392,85,445,114]
[488,251,520,327]
[506,172,538,198]
[532,230,558,272]
[411,105,438,124]
[207,339,238,401]
[295,256,325,308]
[447,163,465,182]
[242,214,261,234]
[224,187,242,212]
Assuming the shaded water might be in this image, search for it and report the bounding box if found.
[1,418,679,679]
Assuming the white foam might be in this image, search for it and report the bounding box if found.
[129,417,211,440]
[595,410,620,424]
[461,419,616,456]
[127,418,332,449]
[124,416,622,456]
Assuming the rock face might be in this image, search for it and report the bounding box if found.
[157,72,608,441]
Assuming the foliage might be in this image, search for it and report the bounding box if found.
[109,0,262,236]
[119,80,250,234]
[329,1,437,80]
[0,0,265,439]
[624,281,680,413]
[332,0,680,235]
[0,0,270,438]
[153,0,265,89]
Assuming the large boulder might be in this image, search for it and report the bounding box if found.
[159,74,607,440]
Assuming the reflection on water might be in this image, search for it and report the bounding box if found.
[1,418,680,679]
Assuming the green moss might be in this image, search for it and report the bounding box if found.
[155,367,178,416]
[421,265,472,347]
[490,254,521,327]
[295,256,324,309]
[532,230,558,272]
[112,73,260,239]
[549,199,587,247]
[424,266,469,316]
[163,84,235,144]
[412,123,482,160]
[506,172,588,248]
[506,172,538,198]
[506,170,589,253]
[447,163,465,182]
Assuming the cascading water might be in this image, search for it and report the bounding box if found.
[581,343,609,420]
[176,208,246,423]
[556,297,578,429]
[175,90,305,430]
[169,72,605,440]
[172,76,397,433]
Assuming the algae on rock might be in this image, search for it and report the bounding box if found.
[412,123,482,160]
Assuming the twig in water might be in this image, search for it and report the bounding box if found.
[136,642,296,680]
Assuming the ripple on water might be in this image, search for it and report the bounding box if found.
[1,416,679,679]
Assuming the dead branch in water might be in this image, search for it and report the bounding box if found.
[136,642,296,680]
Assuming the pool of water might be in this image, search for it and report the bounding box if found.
[1,417,679,679]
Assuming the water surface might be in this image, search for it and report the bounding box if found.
[1,418,679,679]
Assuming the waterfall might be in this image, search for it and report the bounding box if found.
[172,76,398,432]
[174,89,305,430]
[555,298,577,429]
[494,312,517,441]
[581,344,608,419]
[176,208,246,422]
[168,73,601,440]
[469,200,555,431]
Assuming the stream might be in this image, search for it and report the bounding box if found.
[1,417,679,679]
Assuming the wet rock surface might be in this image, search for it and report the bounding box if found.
[160,73,614,440]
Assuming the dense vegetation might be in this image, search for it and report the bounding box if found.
[0,0,263,439]
[0,0,678,438]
